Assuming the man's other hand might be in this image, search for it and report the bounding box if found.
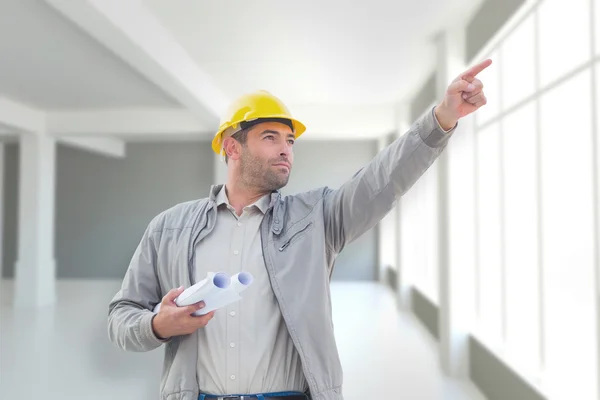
[152,286,215,339]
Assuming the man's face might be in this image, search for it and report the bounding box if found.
[238,121,295,191]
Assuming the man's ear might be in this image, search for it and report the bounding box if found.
[222,137,241,161]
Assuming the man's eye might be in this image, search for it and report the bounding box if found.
[265,136,274,140]
[288,140,295,145]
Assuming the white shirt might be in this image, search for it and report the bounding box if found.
[194,186,307,395]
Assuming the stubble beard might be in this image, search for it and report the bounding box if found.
[239,150,290,192]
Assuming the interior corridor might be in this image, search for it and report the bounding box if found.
[0,280,485,400]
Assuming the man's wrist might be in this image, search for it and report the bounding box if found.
[151,314,169,340]
[434,104,457,132]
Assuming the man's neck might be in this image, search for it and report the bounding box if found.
[223,183,269,216]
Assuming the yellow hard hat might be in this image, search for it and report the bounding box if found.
[212,90,306,155]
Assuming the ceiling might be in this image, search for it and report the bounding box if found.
[0,0,179,110]
[0,0,485,141]
[144,0,481,106]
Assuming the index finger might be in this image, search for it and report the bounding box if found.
[191,310,215,324]
[461,59,492,79]
[181,301,205,314]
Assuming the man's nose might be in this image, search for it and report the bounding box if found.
[280,144,292,157]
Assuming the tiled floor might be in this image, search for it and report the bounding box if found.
[0,279,486,400]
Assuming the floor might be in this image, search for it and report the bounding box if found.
[0,280,486,400]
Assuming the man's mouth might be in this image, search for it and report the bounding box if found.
[273,163,290,170]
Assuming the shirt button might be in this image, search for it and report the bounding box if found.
[233,250,239,255]
[230,311,236,317]
[230,375,236,380]
[237,222,242,227]
[230,342,235,348]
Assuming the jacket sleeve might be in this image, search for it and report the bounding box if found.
[107,216,169,352]
[323,106,457,254]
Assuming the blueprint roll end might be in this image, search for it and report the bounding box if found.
[213,272,231,288]
[237,271,253,286]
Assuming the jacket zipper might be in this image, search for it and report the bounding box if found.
[278,222,313,251]
[260,213,319,397]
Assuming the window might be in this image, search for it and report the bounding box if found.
[501,14,536,110]
[406,0,600,396]
[502,102,541,376]
[595,0,600,55]
[447,123,478,325]
[539,69,597,399]
[400,184,419,298]
[596,64,600,246]
[472,49,501,127]
[421,165,439,304]
[403,104,441,305]
[379,206,397,271]
[538,0,590,88]
[475,122,503,344]
[411,167,439,304]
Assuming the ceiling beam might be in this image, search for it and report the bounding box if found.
[58,136,126,158]
[0,96,45,133]
[46,105,398,140]
[45,104,400,140]
[0,97,125,157]
[46,108,207,136]
[44,0,229,129]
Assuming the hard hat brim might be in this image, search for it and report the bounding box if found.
[212,117,306,155]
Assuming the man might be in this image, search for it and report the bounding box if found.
[108,59,492,400]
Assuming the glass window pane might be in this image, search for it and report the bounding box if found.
[475,122,503,344]
[448,128,478,327]
[597,64,600,256]
[474,49,500,127]
[379,207,397,271]
[595,0,600,55]
[407,177,426,298]
[502,102,541,376]
[538,0,590,88]
[411,169,439,304]
[422,165,439,304]
[400,188,418,296]
[501,14,535,110]
[540,69,597,399]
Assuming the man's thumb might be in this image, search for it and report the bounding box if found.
[448,79,476,95]
[164,286,184,303]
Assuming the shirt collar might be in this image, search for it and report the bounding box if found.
[215,185,271,214]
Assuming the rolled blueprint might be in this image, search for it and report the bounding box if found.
[191,271,253,316]
[230,271,253,294]
[176,272,231,306]
[153,271,253,316]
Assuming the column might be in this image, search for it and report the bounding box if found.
[14,133,57,308]
[0,142,4,280]
[435,27,472,378]
[376,135,390,285]
[213,151,228,186]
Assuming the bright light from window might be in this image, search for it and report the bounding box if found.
[501,14,535,110]
[379,206,397,271]
[540,69,597,399]
[502,101,542,376]
[474,50,501,127]
[475,122,503,345]
[538,0,590,88]
[410,167,439,304]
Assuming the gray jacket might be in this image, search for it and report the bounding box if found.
[107,107,456,400]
